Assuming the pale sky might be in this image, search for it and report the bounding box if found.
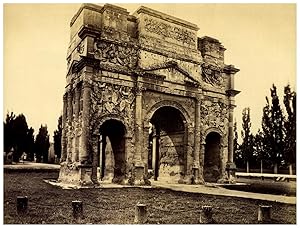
[3,3,296,141]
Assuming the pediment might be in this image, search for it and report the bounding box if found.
[141,61,199,87]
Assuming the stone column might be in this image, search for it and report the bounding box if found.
[99,134,103,179]
[74,86,81,119]
[79,81,91,164]
[124,135,133,180]
[61,93,68,162]
[142,127,150,173]
[223,65,240,183]
[74,86,81,162]
[227,105,234,164]
[193,97,202,184]
[66,91,73,162]
[67,91,73,124]
[134,85,145,185]
[200,143,206,182]
[152,127,158,181]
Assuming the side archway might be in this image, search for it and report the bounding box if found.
[202,129,224,183]
[91,115,128,184]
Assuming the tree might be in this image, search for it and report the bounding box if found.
[283,85,296,174]
[12,114,29,162]
[233,120,243,168]
[4,112,16,152]
[240,108,254,173]
[35,125,50,163]
[26,127,35,161]
[53,115,62,160]
[4,112,36,162]
[253,129,271,173]
[262,84,285,173]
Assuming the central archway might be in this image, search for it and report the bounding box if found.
[148,106,187,183]
[99,119,126,183]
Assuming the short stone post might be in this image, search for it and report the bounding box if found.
[258,205,272,222]
[72,200,83,221]
[200,205,214,224]
[17,196,28,214]
[134,203,147,224]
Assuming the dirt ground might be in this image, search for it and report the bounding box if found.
[4,172,296,224]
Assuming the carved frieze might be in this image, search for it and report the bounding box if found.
[144,17,196,47]
[94,41,139,69]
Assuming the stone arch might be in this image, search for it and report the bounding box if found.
[144,100,192,128]
[91,114,129,137]
[202,128,224,183]
[201,127,224,145]
[144,100,193,183]
[91,114,129,184]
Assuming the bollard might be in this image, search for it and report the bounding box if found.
[134,203,147,224]
[200,205,214,224]
[258,205,272,222]
[72,200,83,221]
[17,196,28,214]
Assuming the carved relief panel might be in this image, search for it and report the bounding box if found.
[200,99,229,136]
[143,16,196,47]
[89,80,136,134]
[94,40,139,70]
[201,63,225,88]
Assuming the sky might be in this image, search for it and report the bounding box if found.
[3,3,296,141]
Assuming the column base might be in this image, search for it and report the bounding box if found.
[217,162,237,184]
[178,175,193,184]
[58,161,94,186]
[127,164,151,186]
[191,167,205,185]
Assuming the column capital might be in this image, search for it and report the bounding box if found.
[226,89,240,97]
[82,81,92,89]
[67,91,73,99]
[135,85,146,95]
[223,64,240,74]
[195,95,201,104]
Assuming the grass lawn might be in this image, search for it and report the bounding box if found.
[4,172,296,224]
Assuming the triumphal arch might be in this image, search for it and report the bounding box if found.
[58,4,240,186]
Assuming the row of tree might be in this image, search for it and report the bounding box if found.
[4,112,50,163]
[234,84,296,174]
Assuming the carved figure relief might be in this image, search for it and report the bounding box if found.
[144,17,195,46]
[200,100,228,133]
[94,41,139,69]
[89,81,135,133]
[201,63,224,87]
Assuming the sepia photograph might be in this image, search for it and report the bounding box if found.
[3,2,296,224]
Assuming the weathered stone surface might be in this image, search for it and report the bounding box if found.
[58,3,240,186]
